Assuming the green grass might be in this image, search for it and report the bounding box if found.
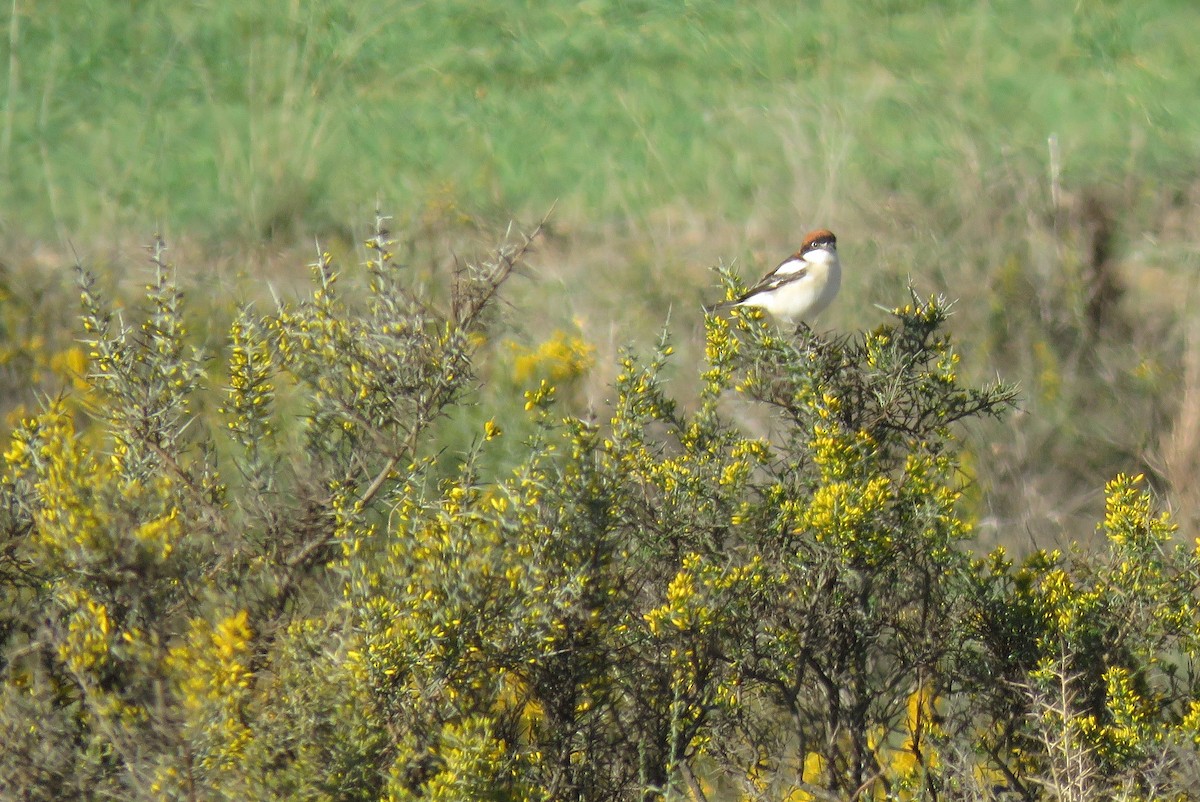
[5,0,1200,545]
[5,1,1199,240]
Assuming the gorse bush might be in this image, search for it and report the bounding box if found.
[1,218,1198,801]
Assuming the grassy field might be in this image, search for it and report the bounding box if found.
[7,2,1200,236]
[5,0,1200,545]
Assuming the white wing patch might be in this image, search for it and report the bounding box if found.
[772,256,808,276]
[737,256,809,300]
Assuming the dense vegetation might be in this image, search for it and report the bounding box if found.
[1,224,1198,800]
[3,2,1200,799]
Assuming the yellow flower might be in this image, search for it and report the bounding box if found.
[507,330,595,385]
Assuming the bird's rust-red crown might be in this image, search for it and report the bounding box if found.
[800,229,837,253]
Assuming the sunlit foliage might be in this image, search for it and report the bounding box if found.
[1,221,1197,801]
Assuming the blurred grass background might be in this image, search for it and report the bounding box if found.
[4,0,1200,547]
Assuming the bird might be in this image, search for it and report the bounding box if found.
[712,229,841,328]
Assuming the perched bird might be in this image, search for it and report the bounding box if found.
[714,229,841,328]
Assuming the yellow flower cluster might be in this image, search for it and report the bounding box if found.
[386,718,515,802]
[168,610,254,710]
[644,553,768,639]
[802,474,894,547]
[165,610,255,773]
[1101,473,1175,549]
[808,422,874,481]
[507,330,595,386]
[222,314,276,446]
[8,405,111,554]
[58,589,112,673]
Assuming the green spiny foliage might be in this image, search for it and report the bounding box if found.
[963,474,1200,800]
[1,219,1198,801]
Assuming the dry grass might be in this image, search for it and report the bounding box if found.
[7,1,1200,551]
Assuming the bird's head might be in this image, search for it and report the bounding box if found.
[800,229,837,263]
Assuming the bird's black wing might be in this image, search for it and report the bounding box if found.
[734,262,809,303]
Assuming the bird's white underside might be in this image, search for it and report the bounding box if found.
[734,248,841,325]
